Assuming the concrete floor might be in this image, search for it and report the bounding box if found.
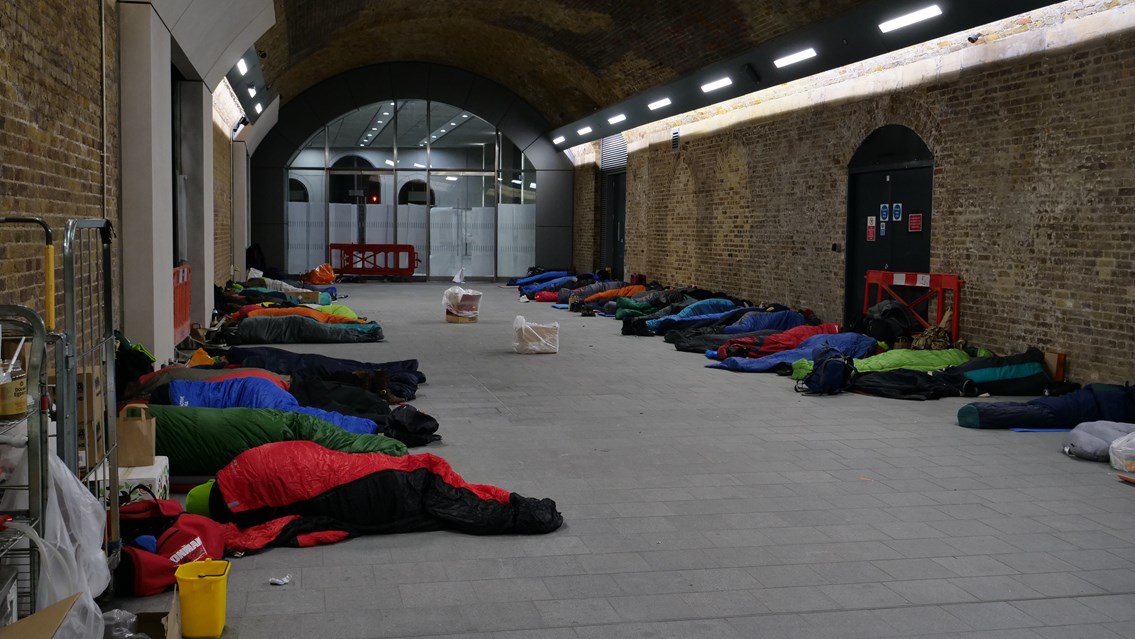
[190,283,1135,638]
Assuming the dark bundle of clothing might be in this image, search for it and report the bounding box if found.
[224,346,425,401]
[849,300,923,347]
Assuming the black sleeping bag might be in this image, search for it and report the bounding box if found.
[672,329,779,353]
[950,347,1053,396]
[957,383,1135,429]
[850,369,977,401]
[226,346,425,401]
[237,316,384,344]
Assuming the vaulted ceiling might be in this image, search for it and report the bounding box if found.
[256,0,874,129]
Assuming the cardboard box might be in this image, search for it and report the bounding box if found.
[134,589,180,639]
[49,367,107,472]
[0,593,88,639]
[0,566,16,627]
[445,311,478,323]
[290,290,323,303]
[120,455,170,502]
[118,404,156,467]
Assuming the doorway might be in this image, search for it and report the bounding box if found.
[604,172,627,279]
[845,125,933,324]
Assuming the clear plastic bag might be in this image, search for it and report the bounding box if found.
[443,286,482,317]
[39,454,110,606]
[513,316,559,354]
[1110,431,1135,472]
[102,609,139,639]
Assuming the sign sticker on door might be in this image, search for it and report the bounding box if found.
[908,213,923,232]
[880,221,887,237]
[893,203,902,221]
[880,204,890,222]
[867,216,877,242]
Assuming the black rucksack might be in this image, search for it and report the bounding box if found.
[384,405,442,447]
[795,347,855,395]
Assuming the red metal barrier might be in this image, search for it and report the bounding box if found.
[863,270,964,343]
[330,243,418,278]
[173,264,192,344]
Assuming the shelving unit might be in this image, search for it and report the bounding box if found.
[0,306,50,617]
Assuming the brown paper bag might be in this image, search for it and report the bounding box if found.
[118,404,156,467]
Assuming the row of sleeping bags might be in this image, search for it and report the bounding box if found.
[119,346,438,477]
[218,279,384,343]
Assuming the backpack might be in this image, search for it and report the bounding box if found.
[795,347,855,395]
[383,405,442,447]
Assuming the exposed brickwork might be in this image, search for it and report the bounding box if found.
[213,122,233,285]
[571,142,601,271]
[610,27,1135,382]
[0,0,119,325]
[259,0,869,126]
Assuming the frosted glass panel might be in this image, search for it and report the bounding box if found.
[429,207,461,278]
[365,204,395,244]
[397,204,429,275]
[306,203,325,270]
[467,206,495,277]
[497,203,536,278]
[287,201,309,275]
[329,203,357,245]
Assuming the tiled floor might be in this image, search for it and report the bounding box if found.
[159,283,1135,637]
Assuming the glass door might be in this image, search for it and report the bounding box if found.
[429,172,495,278]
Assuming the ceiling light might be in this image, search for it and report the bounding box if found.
[461,114,469,118]
[529,182,537,189]
[371,127,377,131]
[879,5,942,33]
[700,77,733,92]
[608,114,627,124]
[648,98,672,110]
[358,144,364,147]
[383,112,390,116]
[552,135,566,144]
[577,126,592,135]
[385,160,395,166]
[774,47,817,68]
[440,129,446,132]
[247,85,257,98]
[511,179,522,185]
[389,102,395,105]
[431,135,437,139]
[376,120,383,124]
[445,176,458,181]
[450,122,456,126]
[254,103,263,114]
[236,59,247,75]
[414,163,425,168]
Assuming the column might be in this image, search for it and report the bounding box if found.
[179,81,214,325]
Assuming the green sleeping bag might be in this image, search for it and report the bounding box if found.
[150,405,407,476]
[791,348,971,380]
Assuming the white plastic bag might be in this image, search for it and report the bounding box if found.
[443,286,482,317]
[38,454,110,606]
[513,316,559,354]
[1110,432,1135,472]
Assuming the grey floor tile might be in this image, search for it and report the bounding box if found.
[950,576,1046,601]
[885,578,979,605]
[607,593,695,621]
[243,589,324,616]
[542,574,625,598]
[458,601,544,633]
[573,618,746,639]
[941,602,1044,630]
[679,590,767,617]
[800,609,901,639]
[1033,624,1126,639]
[818,582,910,608]
[534,598,622,626]
[1009,599,1111,626]
[398,580,480,607]
[876,605,975,635]
[1013,572,1106,597]
[751,586,840,613]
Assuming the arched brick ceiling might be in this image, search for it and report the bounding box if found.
[257,0,874,128]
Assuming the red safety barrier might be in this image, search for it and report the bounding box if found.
[863,270,964,343]
[173,264,192,344]
[330,243,418,278]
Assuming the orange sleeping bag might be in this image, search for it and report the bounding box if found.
[585,285,646,303]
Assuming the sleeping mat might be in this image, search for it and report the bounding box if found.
[150,405,406,476]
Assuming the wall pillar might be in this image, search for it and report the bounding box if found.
[232,140,250,277]
[119,2,175,361]
[179,81,214,324]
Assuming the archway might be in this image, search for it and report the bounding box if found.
[845,125,934,323]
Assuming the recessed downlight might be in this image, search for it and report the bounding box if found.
[552,136,566,144]
[371,127,377,131]
[773,48,817,68]
[247,85,257,98]
[879,5,942,33]
[414,163,425,168]
[608,114,627,124]
[254,103,263,114]
[648,98,672,110]
[385,160,395,166]
[577,126,592,135]
[236,59,247,75]
[700,77,732,93]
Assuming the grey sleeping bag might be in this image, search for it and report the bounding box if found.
[1062,420,1135,461]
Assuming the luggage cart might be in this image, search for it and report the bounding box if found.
[58,218,120,573]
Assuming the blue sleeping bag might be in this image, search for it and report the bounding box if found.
[509,270,573,286]
[722,310,807,335]
[645,299,737,333]
[520,276,577,297]
[709,332,877,373]
[168,378,379,435]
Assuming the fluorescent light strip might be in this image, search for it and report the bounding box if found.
[237,59,247,75]
[552,135,566,144]
[879,5,942,33]
[529,183,537,189]
[648,98,672,110]
[511,179,523,185]
[700,77,732,93]
[445,176,458,181]
[413,163,425,168]
[385,160,394,166]
[577,126,593,135]
[607,114,627,124]
[773,47,817,68]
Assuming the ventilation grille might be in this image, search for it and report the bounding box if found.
[671,128,680,153]
[600,135,627,171]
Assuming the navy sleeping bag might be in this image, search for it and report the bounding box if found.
[957,383,1135,429]
[722,310,807,335]
[510,270,573,286]
[520,276,577,297]
[645,299,736,333]
[708,332,877,373]
[167,378,379,434]
[237,316,384,344]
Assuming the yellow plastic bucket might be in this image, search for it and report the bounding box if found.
[175,559,230,638]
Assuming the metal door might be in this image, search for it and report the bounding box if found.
[844,167,933,322]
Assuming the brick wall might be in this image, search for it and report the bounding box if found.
[0,0,119,325]
[571,142,601,271]
[605,26,1135,383]
[213,122,232,285]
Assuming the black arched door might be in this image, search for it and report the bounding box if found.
[845,125,933,323]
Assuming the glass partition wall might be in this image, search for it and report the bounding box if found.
[286,100,535,279]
